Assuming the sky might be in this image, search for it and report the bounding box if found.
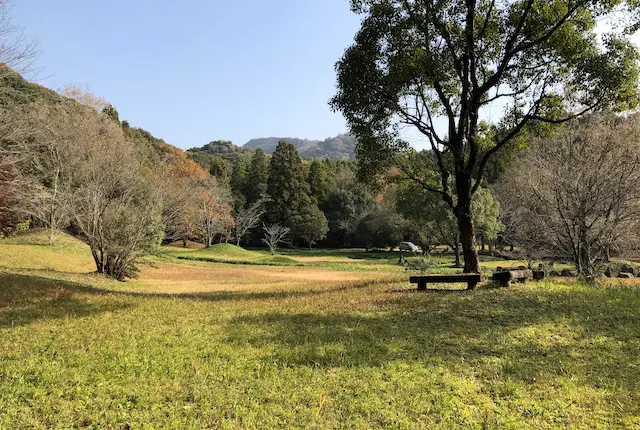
[13,0,362,149]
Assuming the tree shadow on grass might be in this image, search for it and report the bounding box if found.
[0,271,391,314]
[223,285,640,390]
[0,273,132,328]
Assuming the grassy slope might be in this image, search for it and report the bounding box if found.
[1,233,639,428]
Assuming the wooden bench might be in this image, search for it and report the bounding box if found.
[410,274,482,291]
[490,269,532,287]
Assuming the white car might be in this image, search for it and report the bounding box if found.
[399,242,419,253]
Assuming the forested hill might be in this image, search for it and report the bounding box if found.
[243,133,356,159]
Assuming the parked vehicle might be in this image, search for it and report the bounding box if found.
[399,241,419,253]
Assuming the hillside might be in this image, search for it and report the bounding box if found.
[244,133,356,159]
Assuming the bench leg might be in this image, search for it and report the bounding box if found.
[467,280,478,290]
[417,282,427,291]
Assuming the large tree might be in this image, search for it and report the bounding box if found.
[332,0,640,272]
[266,141,329,246]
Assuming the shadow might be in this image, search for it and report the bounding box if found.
[0,271,391,307]
[0,273,131,328]
[223,284,640,391]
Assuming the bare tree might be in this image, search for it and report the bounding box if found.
[262,223,290,255]
[0,0,38,75]
[15,102,77,245]
[58,83,108,112]
[0,101,32,231]
[499,114,640,276]
[190,178,234,247]
[68,107,164,280]
[234,197,268,246]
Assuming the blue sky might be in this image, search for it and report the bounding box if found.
[13,1,362,149]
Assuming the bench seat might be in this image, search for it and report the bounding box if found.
[409,274,482,291]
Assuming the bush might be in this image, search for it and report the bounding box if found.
[406,257,436,273]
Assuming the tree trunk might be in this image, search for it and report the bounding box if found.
[456,194,481,273]
[453,243,461,268]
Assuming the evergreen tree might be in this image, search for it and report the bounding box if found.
[245,148,269,204]
[266,141,312,224]
[307,159,333,206]
[266,141,330,246]
[230,157,248,210]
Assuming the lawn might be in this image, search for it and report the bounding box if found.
[1,231,639,428]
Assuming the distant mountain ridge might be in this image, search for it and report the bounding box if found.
[243,133,356,159]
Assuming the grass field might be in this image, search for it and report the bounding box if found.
[1,230,639,428]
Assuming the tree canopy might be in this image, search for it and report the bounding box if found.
[332,0,640,272]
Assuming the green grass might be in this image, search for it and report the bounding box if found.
[177,254,306,267]
[1,233,640,428]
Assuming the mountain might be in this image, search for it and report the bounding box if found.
[243,133,356,159]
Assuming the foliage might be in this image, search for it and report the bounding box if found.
[354,208,407,250]
[266,141,312,221]
[332,0,640,273]
[245,148,270,205]
[188,178,235,247]
[498,114,640,276]
[290,203,329,249]
[406,256,436,273]
[230,156,248,210]
[471,187,504,246]
[67,109,164,281]
[266,141,328,245]
[307,159,333,205]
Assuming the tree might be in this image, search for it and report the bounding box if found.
[154,142,210,244]
[266,141,320,243]
[397,182,462,266]
[355,208,408,251]
[291,204,329,249]
[0,0,38,75]
[18,102,75,245]
[0,98,33,232]
[472,187,504,250]
[331,0,640,273]
[262,223,290,255]
[68,108,164,281]
[498,114,640,276]
[58,83,108,112]
[307,159,333,205]
[234,197,267,246]
[245,148,269,204]
[102,104,120,125]
[230,157,248,210]
[190,178,234,247]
